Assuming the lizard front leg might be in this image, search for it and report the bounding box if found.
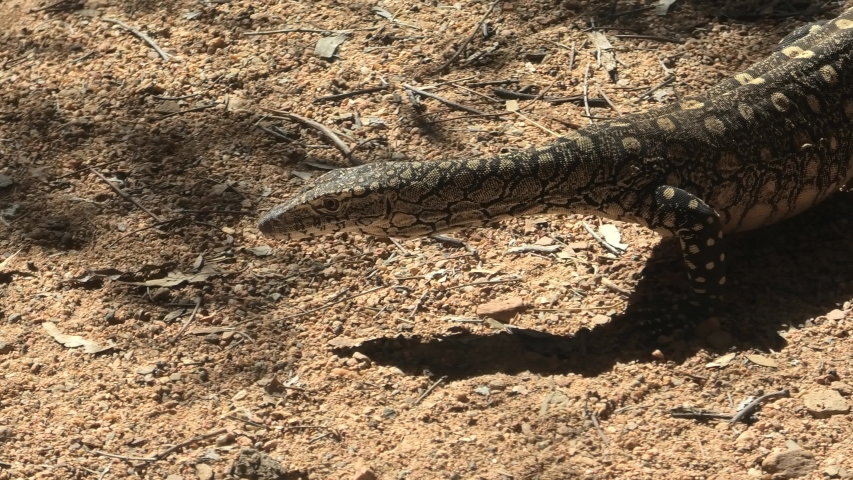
[648,185,727,305]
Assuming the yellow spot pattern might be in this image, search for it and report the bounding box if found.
[771,92,791,112]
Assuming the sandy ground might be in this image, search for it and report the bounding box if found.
[1,0,852,479]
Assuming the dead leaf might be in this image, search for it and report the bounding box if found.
[314,34,347,59]
[656,0,677,15]
[246,245,272,256]
[706,352,737,369]
[599,224,628,250]
[745,354,778,368]
[372,6,394,20]
[43,322,114,354]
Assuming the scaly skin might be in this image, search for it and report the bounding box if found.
[259,8,853,303]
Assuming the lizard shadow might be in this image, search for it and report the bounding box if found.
[338,191,853,380]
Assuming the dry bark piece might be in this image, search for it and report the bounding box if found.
[476,297,525,317]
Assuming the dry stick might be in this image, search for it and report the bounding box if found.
[55,158,124,179]
[169,296,203,344]
[423,112,506,124]
[634,75,675,104]
[465,79,519,87]
[314,85,388,103]
[569,41,576,70]
[615,34,683,44]
[410,291,429,319]
[107,217,185,248]
[492,89,608,107]
[402,84,490,116]
[153,93,201,101]
[264,109,361,166]
[596,86,622,116]
[279,285,388,320]
[101,18,170,61]
[242,27,377,36]
[155,428,227,461]
[513,111,560,138]
[88,167,164,223]
[519,70,561,113]
[729,390,789,424]
[153,102,217,122]
[432,0,501,73]
[583,62,593,124]
[445,276,521,290]
[582,222,623,255]
[93,450,155,462]
[413,375,448,406]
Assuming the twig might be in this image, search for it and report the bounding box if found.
[152,93,201,101]
[506,244,562,254]
[582,222,622,255]
[410,291,429,319]
[634,75,675,104]
[264,109,361,166]
[242,27,377,36]
[413,375,448,405]
[403,84,490,116]
[569,41,576,70]
[155,428,227,461]
[615,34,683,44]
[519,71,561,112]
[432,0,501,73]
[101,18,170,61]
[492,89,608,107]
[55,159,124,179]
[88,167,164,223]
[421,112,505,124]
[729,390,789,424]
[314,85,389,103]
[169,296,203,344]
[446,276,521,290]
[107,217,185,248]
[279,286,388,320]
[153,102,217,122]
[93,450,156,462]
[513,111,560,138]
[596,86,622,116]
[583,62,592,124]
[613,404,648,414]
[72,51,96,64]
[465,79,519,87]
[589,411,610,447]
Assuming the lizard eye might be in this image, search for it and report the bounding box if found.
[321,198,341,212]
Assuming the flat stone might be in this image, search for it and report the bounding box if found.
[476,297,525,317]
[762,448,816,479]
[825,309,846,321]
[0,340,12,355]
[195,464,214,480]
[802,390,850,418]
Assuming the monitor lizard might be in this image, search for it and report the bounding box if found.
[258,8,853,311]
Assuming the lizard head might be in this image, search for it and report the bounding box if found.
[258,162,436,240]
